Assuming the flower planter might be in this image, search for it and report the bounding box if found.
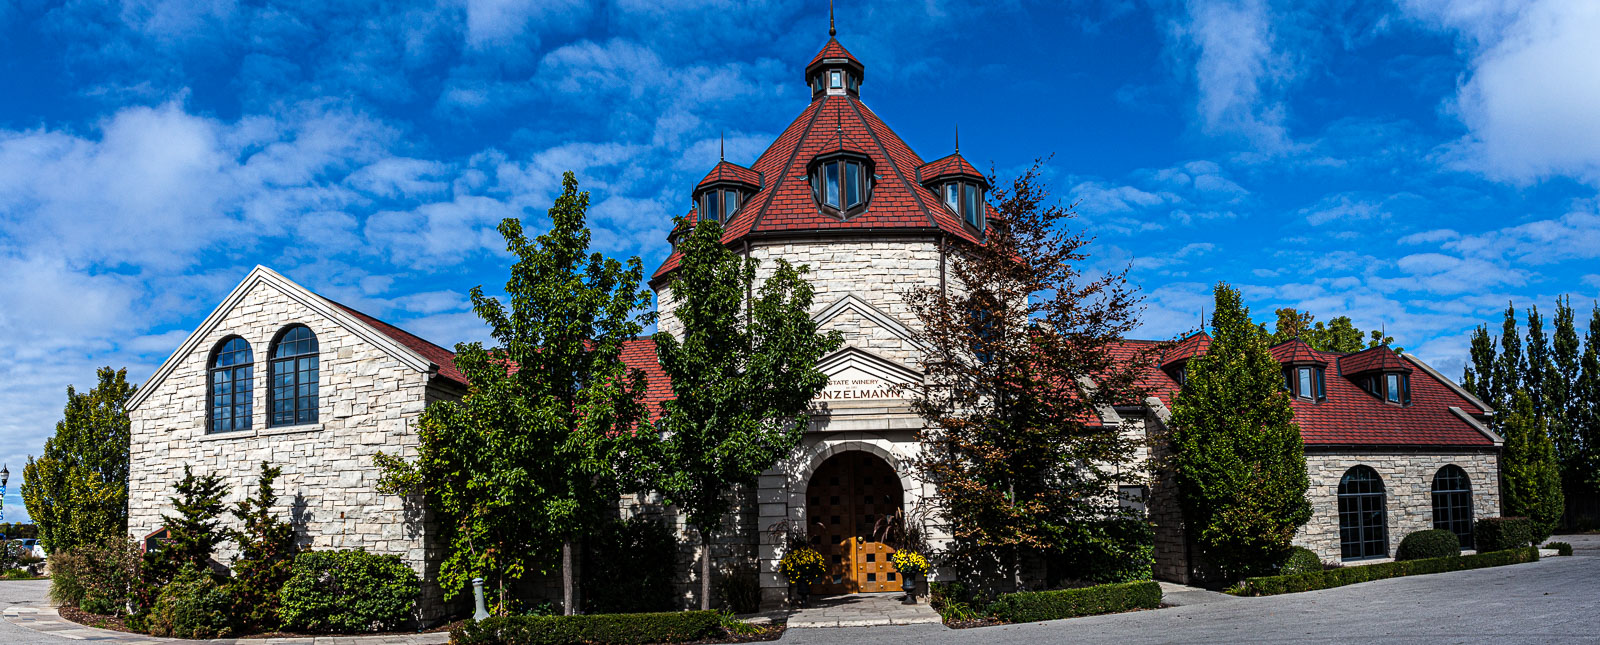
[902,576,918,604]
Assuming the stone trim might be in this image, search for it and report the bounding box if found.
[812,293,926,352]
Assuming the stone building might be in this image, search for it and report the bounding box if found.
[127,28,1502,618]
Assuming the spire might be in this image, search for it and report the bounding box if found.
[829,0,836,37]
[720,131,725,161]
[954,124,960,154]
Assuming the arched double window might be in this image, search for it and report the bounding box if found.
[269,325,319,427]
[1432,465,1474,547]
[208,337,253,433]
[1338,466,1388,560]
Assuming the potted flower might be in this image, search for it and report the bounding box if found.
[890,551,930,604]
[779,546,828,607]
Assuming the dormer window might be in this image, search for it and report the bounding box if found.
[810,154,872,217]
[1357,372,1411,405]
[696,187,745,224]
[1284,365,1327,400]
[830,70,842,89]
[943,180,985,229]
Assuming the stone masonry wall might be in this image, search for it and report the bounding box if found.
[1296,450,1500,562]
[127,280,451,622]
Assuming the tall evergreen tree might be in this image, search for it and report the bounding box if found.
[1170,283,1312,581]
[652,216,842,610]
[144,466,229,587]
[375,172,656,614]
[1550,298,1582,484]
[1497,303,1524,409]
[1578,304,1600,493]
[907,162,1149,590]
[21,367,135,554]
[227,462,300,631]
[1525,305,1550,416]
[1499,391,1564,543]
[1462,325,1499,410]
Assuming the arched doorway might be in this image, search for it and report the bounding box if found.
[806,451,904,594]
[1338,466,1388,560]
[1431,465,1473,547]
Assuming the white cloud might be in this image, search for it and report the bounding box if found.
[461,0,589,48]
[1300,193,1390,226]
[1169,0,1294,150]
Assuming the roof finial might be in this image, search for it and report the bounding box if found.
[720,130,725,161]
[829,0,836,37]
[954,123,960,154]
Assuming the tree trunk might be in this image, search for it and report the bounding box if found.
[700,529,713,611]
[563,540,577,615]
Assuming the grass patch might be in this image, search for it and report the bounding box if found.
[1231,547,1539,596]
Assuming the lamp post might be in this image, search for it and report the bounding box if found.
[0,463,9,524]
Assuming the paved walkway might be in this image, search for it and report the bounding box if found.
[782,592,941,628]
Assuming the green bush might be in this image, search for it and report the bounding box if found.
[715,564,761,614]
[47,535,142,615]
[1047,517,1155,585]
[277,549,420,633]
[1236,547,1539,596]
[1547,541,1573,556]
[451,611,724,645]
[1396,529,1461,561]
[581,518,678,614]
[143,564,237,639]
[987,581,1161,624]
[1475,517,1534,552]
[1279,547,1321,575]
[930,582,982,623]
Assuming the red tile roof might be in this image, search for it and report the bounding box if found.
[652,38,981,283]
[696,161,761,191]
[918,153,986,185]
[1339,346,1413,374]
[333,303,468,387]
[806,37,862,76]
[619,338,671,419]
[1160,332,1210,368]
[1270,339,1326,364]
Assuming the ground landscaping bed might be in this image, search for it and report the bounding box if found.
[57,605,458,639]
[933,580,1164,628]
[449,611,782,645]
[1232,547,1540,596]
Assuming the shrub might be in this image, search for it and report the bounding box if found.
[1046,517,1155,585]
[987,581,1161,624]
[143,564,237,639]
[227,462,301,632]
[48,535,141,615]
[1279,547,1321,576]
[1475,517,1534,552]
[1547,541,1573,556]
[451,611,723,645]
[582,518,677,614]
[277,549,420,633]
[716,564,761,614]
[1396,529,1461,561]
[1235,547,1539,596]
[930,582,983,623]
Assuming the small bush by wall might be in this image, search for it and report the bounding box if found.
[1547,541,1573,556]
[277,549,420,633]
[1235,547,1539,596]
[47,535,142,615]
[1475,518,1534,552]
[143,564,237,640]
[1279,547,1322,576]
[1396,529,1461,561]
[986,581,1162,624]
[451,611,724,645]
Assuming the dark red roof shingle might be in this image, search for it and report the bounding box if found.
[334,303,468,387]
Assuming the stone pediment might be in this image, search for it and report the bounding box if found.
[814,346,921,404]
[811,293,924,351]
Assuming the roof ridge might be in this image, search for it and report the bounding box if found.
[845,97,938,228]
[748,94,830,233]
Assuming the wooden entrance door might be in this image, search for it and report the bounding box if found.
[806,451,904,594]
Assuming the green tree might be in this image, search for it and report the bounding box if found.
[1499,391,1564,542]
[21,367,135,554]
[1497,303,1524,409]
[376,172,655,615]
[1549,298,1582,490]
[1170,283,1312,581]
[1462,324,1499,409]
[227,462,300,631]
[143,466,229,590]
[651,216,841,610]
[1525,305,1550,416]
[1317,316,1368,353]
[1578,304,1600,493]
[906,162,1150,590]
[1266,310,1388,353]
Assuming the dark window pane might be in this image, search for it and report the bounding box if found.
[845,162,860,206]
[825,162,840,207]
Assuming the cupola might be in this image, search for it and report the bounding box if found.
[918,131,989,231]
[1271,339,1328,401]
[1161,331,1211,386]
[805,12,864,99]
[692,138,761,225]
[1338,346,1413,405]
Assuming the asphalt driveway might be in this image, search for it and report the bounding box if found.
[784,535,1600,644]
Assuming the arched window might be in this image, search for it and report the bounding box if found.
[1432,465,1474,547]
[1338,466,1388,560]
[269,325,319,427]
[208,336,253,433]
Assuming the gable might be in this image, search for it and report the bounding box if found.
[814,346,922,404]
[811,292,924,351]
[127,265,441,412]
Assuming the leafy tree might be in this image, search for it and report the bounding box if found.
[1170,283,1312,581]
[1525,305,1550,416]
[227,462,300,631]
[1462,324,1499,408]
[1497,303,1524,408]
[1578,304,1600,493]
[1549,298,1582,487]
[905,162,1149,590]
[1266,310,1389,353]
[142,466,229,595]
[1366,329,1399,352]
[1499,391,1564,542]
[21,367,135,554]
[652,216,841,610]
[375,172,655,615]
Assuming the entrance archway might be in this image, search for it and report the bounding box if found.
[806,451,904,594]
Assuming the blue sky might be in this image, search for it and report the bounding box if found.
[3,0,1599,522]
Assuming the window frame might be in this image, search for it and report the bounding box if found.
[268,324,320,428]
[207,336,254,434]
[941,180,986,231]
[1338,465,1389,561]
[1431,465,1474,548]
[808,154,873,218]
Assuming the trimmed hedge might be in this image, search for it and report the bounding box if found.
[1236,548,1538,596]
[1475,517,1533,552]
[986,581,1161,624]
[277,549,420,633]
[1547,541,1573,556]
[1280,547,1322,576]
[451,611,723,645]
[1396,529,1461,561]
